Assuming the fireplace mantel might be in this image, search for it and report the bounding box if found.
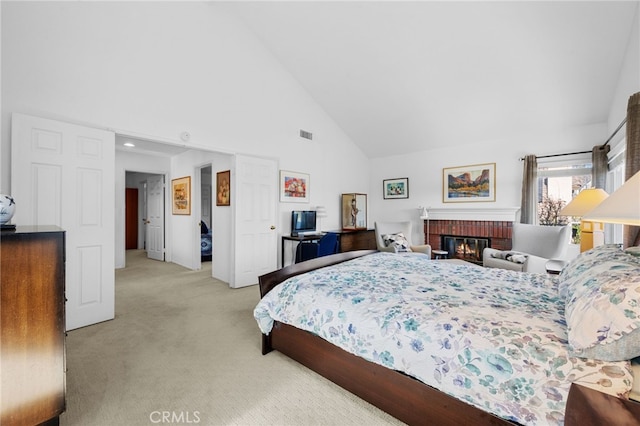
[426,207,520,222]
[424,217,516,257]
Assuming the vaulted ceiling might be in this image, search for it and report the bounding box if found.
[222,1,638,158]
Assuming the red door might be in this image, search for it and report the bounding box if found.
[125,188,138,249]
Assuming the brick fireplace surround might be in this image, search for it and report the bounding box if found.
[424,220,514,256]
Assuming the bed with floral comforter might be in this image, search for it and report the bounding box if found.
[254,250,637,425]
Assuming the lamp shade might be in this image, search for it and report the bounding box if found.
[315,206,328,218]
[559,188,609,217]
[420,207,429,220]
[583,171,640,225]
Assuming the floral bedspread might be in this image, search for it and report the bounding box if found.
[254,252,633,425]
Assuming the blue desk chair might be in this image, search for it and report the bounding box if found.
[317,232,339,257]
[295,232,339,263]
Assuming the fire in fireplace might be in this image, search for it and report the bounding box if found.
[442,235,490,264]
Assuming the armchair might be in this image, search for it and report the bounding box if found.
[483,223,571,273]
[374,221,431,257]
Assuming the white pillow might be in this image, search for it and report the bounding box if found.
[381,232,412,252]
[562,245,640,361]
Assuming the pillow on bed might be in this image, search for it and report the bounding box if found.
[490,250,528,264]
[563,246,640,361]
[381,232,412,252]
[558,244,630,300]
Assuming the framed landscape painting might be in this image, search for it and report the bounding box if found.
[280,170,309,203]
[383,177,409,199]
[443,163,496,203]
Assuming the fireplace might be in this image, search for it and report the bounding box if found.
[424,219,513,263]
[442,235,490,264]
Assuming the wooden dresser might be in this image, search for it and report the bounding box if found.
[334,229,377,252]
[1,226,66,425]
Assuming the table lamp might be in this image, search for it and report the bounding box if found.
[583,171,640,246]
[559,188,609,252]
[315,205,327,232]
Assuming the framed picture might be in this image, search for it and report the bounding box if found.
[383,177,409,199]
[443,163,496,203]
[216,170,231,206]
[341,193,367,230]
[172,176,191,215]
[279,170,309,203]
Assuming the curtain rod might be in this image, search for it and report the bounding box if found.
[519,117,627,161]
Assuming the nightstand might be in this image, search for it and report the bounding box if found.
[432,250,448,259]
[545,259,567,275]
[565,383,640,425]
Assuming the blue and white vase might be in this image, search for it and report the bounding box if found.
[0,194,16,225]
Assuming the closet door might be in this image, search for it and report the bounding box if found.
[11,113,115,330]
[232,155,278,287]
[146,174,165,261]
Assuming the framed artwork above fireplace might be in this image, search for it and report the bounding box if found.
[443,163,496,203]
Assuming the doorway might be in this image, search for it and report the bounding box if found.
[199,165,213,265]
[125,171,166,261]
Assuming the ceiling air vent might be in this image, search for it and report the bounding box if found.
[299,129,313,140]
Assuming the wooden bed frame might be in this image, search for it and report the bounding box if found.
[258,250,512,425]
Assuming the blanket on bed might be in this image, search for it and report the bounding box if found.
[254,252,632,425]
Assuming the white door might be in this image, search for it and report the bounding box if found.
[146,174,164,261]
[11,113,115,331]
[233,155,278,288]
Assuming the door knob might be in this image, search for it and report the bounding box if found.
[270,225,276,230]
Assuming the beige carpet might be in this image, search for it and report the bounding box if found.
[60,250,403,426]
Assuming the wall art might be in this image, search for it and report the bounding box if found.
[443,163,496,203]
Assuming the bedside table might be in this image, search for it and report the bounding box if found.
[545,259,567,275]
[565,383,640,425]
[432,250,448,259]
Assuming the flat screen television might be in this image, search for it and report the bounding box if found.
[291,210,317,237]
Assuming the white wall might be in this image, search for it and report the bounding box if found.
[1,2,369,188]
[369,123,609,246]
[169,149,231,272]
[3,2,638,267]
[608,3,640,139]
[1,2,370,270]
[212,156,233,284]
[370,3,640,247]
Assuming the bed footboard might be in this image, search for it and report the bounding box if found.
[258,250,376,297]
[268,321,511,426]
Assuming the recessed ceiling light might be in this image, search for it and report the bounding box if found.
[123,142,135,147]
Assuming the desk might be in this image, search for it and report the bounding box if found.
[281,234,322,267]
[281,229,377,267]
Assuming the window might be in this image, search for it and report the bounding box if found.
[535,138,626,245]
[537,157,592,242]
